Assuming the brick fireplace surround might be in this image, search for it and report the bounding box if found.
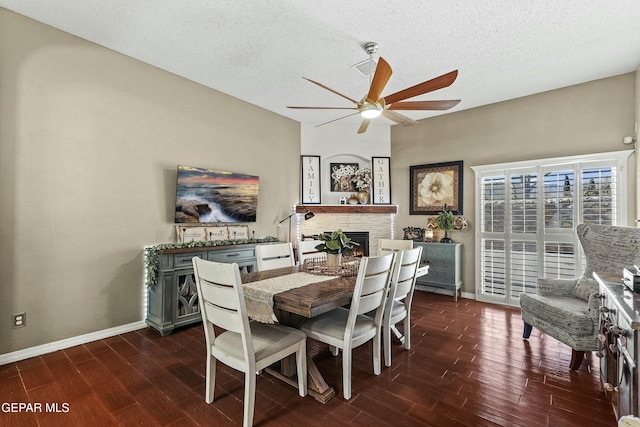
[293,205,397,256]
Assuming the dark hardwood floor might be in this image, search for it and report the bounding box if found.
[1,292,617,426]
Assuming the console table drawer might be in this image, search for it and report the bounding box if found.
[208,248,255,262]
[174,251,207,268]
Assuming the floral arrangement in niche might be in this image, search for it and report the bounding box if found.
[144,236,278,288]
[351,167,372,191]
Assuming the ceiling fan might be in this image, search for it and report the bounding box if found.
[288,42,461,134]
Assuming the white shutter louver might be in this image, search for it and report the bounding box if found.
[473,152,627,306]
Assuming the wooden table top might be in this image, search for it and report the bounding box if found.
[242,266,356,318]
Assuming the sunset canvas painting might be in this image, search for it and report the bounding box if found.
[175,166,259,223]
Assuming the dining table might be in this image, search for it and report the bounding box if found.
[241,265,357,403]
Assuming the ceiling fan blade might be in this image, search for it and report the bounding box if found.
[389,100,461,111]
[302,77,359,104]
[382,110,418,126]
[366,57,392,103]
[383,70,459,105]
[315,112,361,128]
[288,106,358,110]
[357,119,371,134]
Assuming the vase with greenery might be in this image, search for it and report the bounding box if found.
[315,229,359,267]
[435,209,455,243]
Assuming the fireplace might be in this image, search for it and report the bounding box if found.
[326,231,369,257]
[296,208,394,257]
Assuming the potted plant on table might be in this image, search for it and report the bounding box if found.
[434,209,455,243]
[315,229,359,267]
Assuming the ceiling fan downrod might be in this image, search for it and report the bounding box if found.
[363,42,378,86]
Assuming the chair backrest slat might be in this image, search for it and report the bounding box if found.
[199,279,240,311]
[296,240,324,264]
[392,247,422,301]
[256,243,295,271]
[203,301,244,333]
[349,254,395,319]
[378,239,413,256]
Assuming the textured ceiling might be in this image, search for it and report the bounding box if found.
[2,1,640,129]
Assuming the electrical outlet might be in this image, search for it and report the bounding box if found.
[12,312,26,329]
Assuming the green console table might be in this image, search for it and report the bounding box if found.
[146,244,259,336]
[414,242,462,301]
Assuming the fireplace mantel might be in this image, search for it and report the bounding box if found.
[295,204,397,214]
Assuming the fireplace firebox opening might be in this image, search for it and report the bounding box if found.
[325,231,369,257]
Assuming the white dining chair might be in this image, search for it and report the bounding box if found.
[192,257,307,427]
[381,246,422,367]
[296,239,324,265]
[300,253,395,400]
[255,242,295,271]
[377,238,413,256]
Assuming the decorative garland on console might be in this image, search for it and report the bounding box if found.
[144,236,279,288]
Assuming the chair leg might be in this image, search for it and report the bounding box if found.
[205,354,215,404]
[373,331,382,375]
[383,323,392,368]
[342,346,352,400]
[570,350,585,370]
[243,372,257,427]
[296,342,308,397]
[403,314,411,350]
[523,322,533,339]
[329,345,339,356]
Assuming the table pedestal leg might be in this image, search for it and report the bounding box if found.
[269,309,336,403]
[265,355,335,403]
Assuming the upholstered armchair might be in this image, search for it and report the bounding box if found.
[520,223,640,370]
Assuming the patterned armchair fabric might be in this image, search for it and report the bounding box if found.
[520,223,640,369]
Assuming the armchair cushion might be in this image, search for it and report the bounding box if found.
[537,278,576,297]
[520,294,594,337]
[573,278,599,301]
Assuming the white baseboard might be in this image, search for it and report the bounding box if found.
[416,285,474,300]
[0,321,147,366]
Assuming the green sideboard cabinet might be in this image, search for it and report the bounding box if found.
[414,242,462,301]
[146,244,258,336]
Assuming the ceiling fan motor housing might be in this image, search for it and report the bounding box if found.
[363,42,378,55]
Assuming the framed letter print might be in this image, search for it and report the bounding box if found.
[301,155,321,204]
[371,157,391,204]
[410,160,463,215]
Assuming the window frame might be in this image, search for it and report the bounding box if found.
[471,150,632,306]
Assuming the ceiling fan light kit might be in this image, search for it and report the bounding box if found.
[360,103,383,119]
[288,42,461,134]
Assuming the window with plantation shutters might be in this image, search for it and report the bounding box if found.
[472,151,630,306]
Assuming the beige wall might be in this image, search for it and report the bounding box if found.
[0,9,301,353]
[391,73,637,297]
